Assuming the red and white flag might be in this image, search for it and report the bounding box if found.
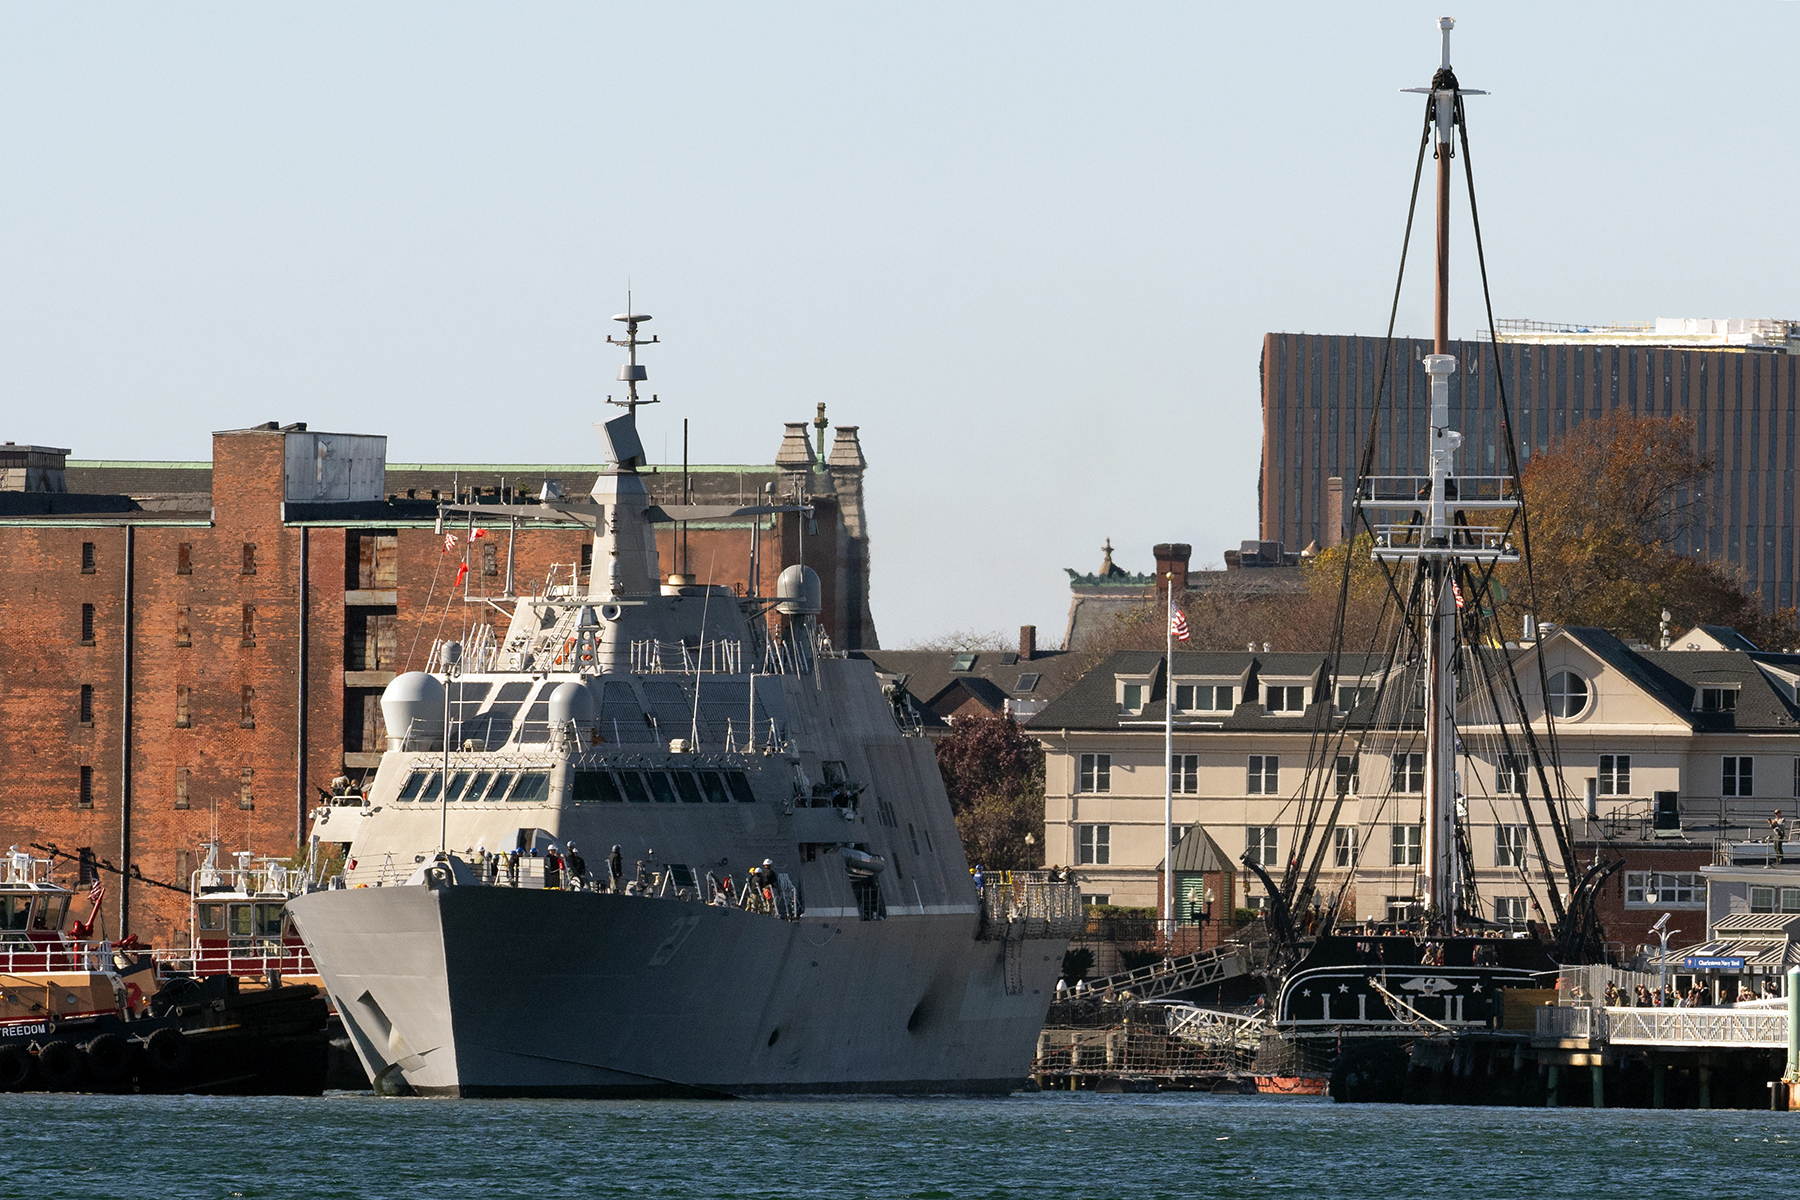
[454,562,469,587]
[471,528,488,540]
[88,878,104,905]
[443,533,458,553]
[1171,609,1191,642]
[1452,580,1465,610]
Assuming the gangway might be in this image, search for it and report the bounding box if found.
[1081,945,1249,1002]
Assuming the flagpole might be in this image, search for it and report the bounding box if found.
[1164,570,1175,949]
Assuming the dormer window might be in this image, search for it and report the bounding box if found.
[1697,686,1738,713]
[1120,683,1145,714]
[1175,684,1232,712]
[1266,685,1307,713]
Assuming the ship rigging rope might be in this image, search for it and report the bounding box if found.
[1457,107,1582,891]
[1276,110,1431,912]
[403,540,452,672]
[1283,89,1584,931]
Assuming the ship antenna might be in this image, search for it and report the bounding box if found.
[605,292,661,419]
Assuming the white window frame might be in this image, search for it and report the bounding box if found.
[1077,824,1110,866]
[1496,754,1529,796]
[1332,826,1358,868]
[1493,896,1528,925]
[1547,671,1590,718]
[1078,753,1112,794]
[1598,754,1631,796]
[1169,754,1198,795]
[1495,824,1527,868]
[1724,756,1753,798]
[1246,755,1279,795]
[1390,824,1422,866]
[1265,684,1307,713]
[1245,825,1278,867]
[1392,753,1424,794]
[1624,871,1704,908]
[1120,683,1144,714]
[1698,686,1739,713]
[1174,683,1232,713]
[1334,754,1360,797]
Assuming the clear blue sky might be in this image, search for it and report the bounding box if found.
[3,3,1797,647]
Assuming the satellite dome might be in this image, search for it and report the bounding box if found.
[547,681,597,728]
[775,564,822,616]
[380,672,445,749]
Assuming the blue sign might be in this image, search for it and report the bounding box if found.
[1683,955,1747,971]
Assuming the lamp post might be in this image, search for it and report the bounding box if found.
[1653,911,1677,1000]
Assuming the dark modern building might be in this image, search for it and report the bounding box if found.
[1260,322,1800,606]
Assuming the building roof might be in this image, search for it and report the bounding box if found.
[1165,826,1231,874]
[1557,627,1800,733]
[852,647,1082,728]
[1025,649,1390,734]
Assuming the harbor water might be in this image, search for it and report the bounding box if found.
[4,1091,1800,1198]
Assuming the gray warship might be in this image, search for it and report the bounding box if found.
[288,313,1079,1097]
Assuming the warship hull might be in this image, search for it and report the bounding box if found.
[290,885,1064,1097]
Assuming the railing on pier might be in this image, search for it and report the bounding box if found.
[1605,1006,1788,1049]
[976,872,1085,941]
[1536,1004,1789,1049]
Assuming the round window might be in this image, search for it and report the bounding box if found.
[1547,670,1589,718]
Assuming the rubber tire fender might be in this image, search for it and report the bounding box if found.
[0,1043,32,1091]
[143,1027,192,1076]
[83,1032,133,1084]
[36,1039,84,1091]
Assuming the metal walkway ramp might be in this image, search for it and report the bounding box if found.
[1084,945,1250,1001]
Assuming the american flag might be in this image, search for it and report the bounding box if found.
[1171,609,1191,642]
[88,878,104,905]
[1452,580,1465,610]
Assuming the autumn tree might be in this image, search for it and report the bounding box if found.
[1500,412,1799,646]
[933,713,1045,871]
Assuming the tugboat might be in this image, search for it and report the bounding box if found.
[288,311,1082,1097]
[0,846,329,1093]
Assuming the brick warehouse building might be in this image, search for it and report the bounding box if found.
[0,415,873,943]
[1260,323,1800,606]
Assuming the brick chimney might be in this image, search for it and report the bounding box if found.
[1019,624,1036,661]
[1152,543,1191,601]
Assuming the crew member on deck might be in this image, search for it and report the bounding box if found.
[609,845,624,893]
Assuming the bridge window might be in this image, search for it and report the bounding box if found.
[510,772,550,803]
[648,772,680,803]
[196,903,225,932]
[726,772,756,803]
[699,771,730,804]
[619,771,652,803]
[573,771,623,803]
[481,772,517,802]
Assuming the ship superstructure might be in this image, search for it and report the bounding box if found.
[289,312,1079,1097]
